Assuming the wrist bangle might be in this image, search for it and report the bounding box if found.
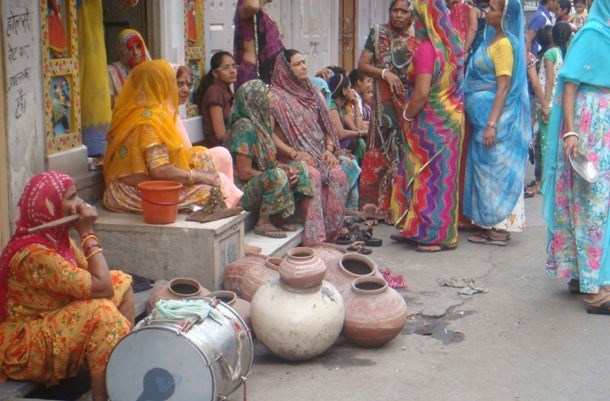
[85,248,103,260]
[562,131,579,140]
[187,170,194,185]
[381,68,388,80]
[486,121,497,129]
[80,234,97,249]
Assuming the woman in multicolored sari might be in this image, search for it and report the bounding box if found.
[103,60,225,213]
[463,0,531,246]
[270,50,349,244]
[0,172,133,401]
[543,0,610,314]
[107,29,151,104]
[357,0,416,223]
[396,0,464,252]
[230,80,314,238]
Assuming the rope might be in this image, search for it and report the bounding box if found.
[151,299,223,324]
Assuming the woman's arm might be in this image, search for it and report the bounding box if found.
[528,63,545,107]
[358,50,404,95]
[239,0,263,19]
[402,74,432,119]
[235,154,262,181]
[465,6,479,54]
[209,105,228,144]
[146,147,220,186]
[543,58,556,107]
[483,75,511,147]
[562,82,579,157]
[329,108,362,140]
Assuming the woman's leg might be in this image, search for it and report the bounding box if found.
[300,166,327,245]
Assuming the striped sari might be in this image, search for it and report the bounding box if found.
[398,0,464,248]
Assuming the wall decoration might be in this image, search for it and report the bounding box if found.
[47,0,68,58]
[50,76,71,135]
[184,0,204,118]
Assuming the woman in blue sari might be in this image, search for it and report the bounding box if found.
[463,0,531,246]
[543,1,610,314]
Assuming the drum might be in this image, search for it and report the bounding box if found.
[106,298,253,401]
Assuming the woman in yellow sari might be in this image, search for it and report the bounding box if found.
[103,60,224,213]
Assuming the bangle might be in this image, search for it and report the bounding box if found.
[85,248,103,260]
[402,109,415,122]
[187,170,194,185]
[381,68,388,80]
[486,121,497,129]
[80,234,97,249]
[562,131,579,140]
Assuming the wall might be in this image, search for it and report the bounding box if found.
[0,31,9,246]
[2,0,45,228]
[356,0,391,60]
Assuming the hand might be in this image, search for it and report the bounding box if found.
[563,135,578,159]
[483,127,496,147]
[315,67,333,81]
[295,151,315,166]
[541,105,550,123]
[383,70,404,96]
[195,171,220,187]
[279,165,299,188]
[75,202,98,236]
[346,89,359,103]
[322,150,339,168]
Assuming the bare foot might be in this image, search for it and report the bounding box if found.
[244,244,262,256]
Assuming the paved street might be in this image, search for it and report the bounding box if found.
[242,195,610,401]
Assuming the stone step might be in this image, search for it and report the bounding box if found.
[244,226,304,257]
[0,380,37,400]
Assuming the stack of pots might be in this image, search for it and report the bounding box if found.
[250,247,345,361]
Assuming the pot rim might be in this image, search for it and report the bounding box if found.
[286,247,315,261]
[167,277,202,297]
[351,277,388,295]
[265,256,283,271]
[339,253,377,278]
[207,290,237,305]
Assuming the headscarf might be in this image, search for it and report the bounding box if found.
[117,28,151,68]
[543,0,610,232]
[310,77,332,106]
[0,172,76,321]
[103,60,189,185]
[230,80,277,171]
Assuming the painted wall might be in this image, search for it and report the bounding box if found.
[2,0,45,228]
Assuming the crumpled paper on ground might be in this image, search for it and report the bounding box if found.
[437,277,488,296]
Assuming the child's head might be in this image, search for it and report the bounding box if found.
[573,0,586,13]
[349,69,373,96]
[536,25,554,55]
[363,89,374,106]
[328,73,351,106]
[553,21,573,56]
[557,0,572,18]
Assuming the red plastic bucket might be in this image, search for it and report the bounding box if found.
[137,180,183,224]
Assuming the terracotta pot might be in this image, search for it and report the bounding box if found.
[311,245,344,272]
[325,253,382,298]
[279,247,326,289]
[223,255,273,301]
[343,277,408,348]
[207,290,251,327]
[146,277,209,314]
[251,279,345,361]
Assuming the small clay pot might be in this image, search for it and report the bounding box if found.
[223,255,272,301]
[146,277,209,314]
[279,247,326,289]
[325,253,382,298]
[207,290,251,327]
[343,277,408,348]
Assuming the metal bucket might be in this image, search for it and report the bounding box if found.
[106,299,253,401]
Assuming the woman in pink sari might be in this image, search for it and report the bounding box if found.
[270,50,348,244]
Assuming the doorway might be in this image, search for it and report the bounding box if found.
[340,0,357,70]
[103,0,155,63]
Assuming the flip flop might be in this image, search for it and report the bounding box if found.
[254,228,287,238]
[586,302,610,315]
[415,244,456,253]
[467,232,509,247]
[279,223,299,231]
[346,241,373,255]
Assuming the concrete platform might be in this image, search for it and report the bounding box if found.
[244,226,304,256]
[95,208,246,290]
[0,380,37,400]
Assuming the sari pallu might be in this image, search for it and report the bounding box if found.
[463,0,531,227]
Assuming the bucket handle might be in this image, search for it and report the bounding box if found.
[140,194,186,207]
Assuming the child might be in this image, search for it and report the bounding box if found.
[348,69,373,128]
[570,0,588,30]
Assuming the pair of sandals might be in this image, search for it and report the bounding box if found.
[467,229,511,247]
[570,280,610,315]
[335,223,383,248]
[253,223,299,239]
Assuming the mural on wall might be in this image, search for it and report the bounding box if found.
[40,0,81,154]
[184,0,204,117]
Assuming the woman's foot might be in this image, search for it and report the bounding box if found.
[415,243,456,253]
[568,279,581,295]
[467,229,510,246]
[583,288,610,315]
[254,222,287,238]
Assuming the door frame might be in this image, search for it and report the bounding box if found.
[339,0,357,70]
[0,32,10,247]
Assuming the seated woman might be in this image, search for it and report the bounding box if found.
[176,65,242,208]
[108,28,151,104]
[197,51,237,148]
[327,73,368,155]
[103,60,225,213]
[230,80,314,238]
[0,172,133,401]
[269,49,350,243]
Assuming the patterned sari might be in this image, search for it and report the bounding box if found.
[270,55,348,243]
[463,0,531,228]
[0,172,131,384]
[543,0,610,294]
[398,0,464,248]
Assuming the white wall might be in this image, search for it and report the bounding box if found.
[356,0,392,60]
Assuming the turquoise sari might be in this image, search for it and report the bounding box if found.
[463,0,531,226]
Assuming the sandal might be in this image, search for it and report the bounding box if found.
[254,227,287,238]
[346,241,373,255]
[335,228,355,245]
[467,231,509,247]
[584,290,610,315]
[358,229,383,247]
[416,244,456,253]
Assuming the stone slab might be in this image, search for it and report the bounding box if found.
[244,226,303,257]
[95,209,246,290]
[47,145,89,179]
[0,380,37,400]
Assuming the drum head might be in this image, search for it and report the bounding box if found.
[107,326,215,401]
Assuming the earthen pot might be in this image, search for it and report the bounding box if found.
[146,277,209,314]
[325,253,382,298]
[279,247,326,289]
[223,255,276,301]
[207,290,251,327]
[343,277,408,348]
[311,245,344,272]
[251,279,345,361]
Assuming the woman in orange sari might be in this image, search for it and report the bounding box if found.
[0,171,133,401]
[103,60,226,213]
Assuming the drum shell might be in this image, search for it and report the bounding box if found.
[106,301,253,401]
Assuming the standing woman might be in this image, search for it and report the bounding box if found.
[357,0,416,223]
[544,0,610,313]
[233,0,284,89]
[463,0,531,245]
[397,0,465,252]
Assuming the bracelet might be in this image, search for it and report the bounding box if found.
[381,68,388,81]
[486,121,497,129]
[562,131,579,140]
[85,248,103,260]
[402,108,415,122]
[80,234,97,249]
[187,169,194,185]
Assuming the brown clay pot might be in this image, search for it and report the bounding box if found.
[207,290,251,327]
[343,276,408,348]
[279,247,326,289]
[325,253,382,298]
[223,255,271,300]
[311,245,344,272]
[146,277,209,314]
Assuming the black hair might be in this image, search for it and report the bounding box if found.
[553,22,572,57]
[573,0,585,4]
[536,26,554,58]
[283,49,300,64]
[195,51,233,105]
[558,0,571,12]
[390,0,409,10]
[349,69,367,87]
[328,73,350,100]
